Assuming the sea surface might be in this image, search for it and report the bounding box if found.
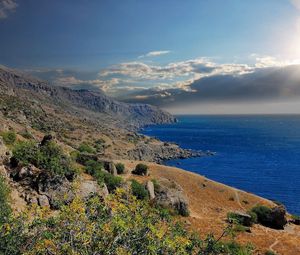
[141,115,300,215]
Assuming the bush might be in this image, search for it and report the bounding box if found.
[1,131,16,145]
[85,160,103,176]
[132,163,148,176]
[131,180,149,200]
[115,163,125,174]
[102,173,122,192]
[78,142,96,154]
[251,205,272,225]
[94,139,105,152]
[12,140,77,178]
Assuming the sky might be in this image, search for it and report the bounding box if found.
[1,0,300,114]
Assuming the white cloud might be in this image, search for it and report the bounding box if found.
[138,50,171,58]
[99,57,254,92]
[28,55,298,97]
[54,76,120,92]
[0,0,18,19]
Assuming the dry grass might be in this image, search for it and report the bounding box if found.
[120,160,300,255]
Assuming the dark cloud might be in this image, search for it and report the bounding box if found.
[120,65,300,107]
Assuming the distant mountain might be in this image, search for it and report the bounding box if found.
[0,66,175,129]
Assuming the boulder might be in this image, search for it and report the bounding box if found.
[40,134,54,146]
[155,178,189,216]
[38,195,50,207]
[269,205,287,229]
[78,179,109,200]
[146,180,155,200]
[103,161,117,176]
[28,196,38,205]
[228,211,253,227]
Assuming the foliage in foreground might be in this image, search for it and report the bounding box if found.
[0,186,254,255]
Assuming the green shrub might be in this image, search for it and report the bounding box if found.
[85,160,103,176]
[94,139,105,152]
[78,142,96,154]
[131,180,149,200]
[248,211,258,224]
[251,205,272,225]
[1,131,16,145]
[12,141,38,166]
[132,163,148,176]
[103,173,122,192]
[75,152,98,165]
[115,163,125,174]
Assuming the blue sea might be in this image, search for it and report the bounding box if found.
[142,115,300,215]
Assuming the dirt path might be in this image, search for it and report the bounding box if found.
[234,189,245,210]
[269,238,279,253]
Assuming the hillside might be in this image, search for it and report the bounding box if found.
[0,66,175,130]
[0,66,300,254]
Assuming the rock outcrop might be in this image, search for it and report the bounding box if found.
[146,180,155,200]
[127,141,211,163]
[78,178,109,200]
[269,205,287,229]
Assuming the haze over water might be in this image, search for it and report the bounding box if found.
[142,115,300,215]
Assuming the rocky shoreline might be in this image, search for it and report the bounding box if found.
[127,139,215,163]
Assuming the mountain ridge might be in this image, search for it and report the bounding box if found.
[0,66,175,129]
